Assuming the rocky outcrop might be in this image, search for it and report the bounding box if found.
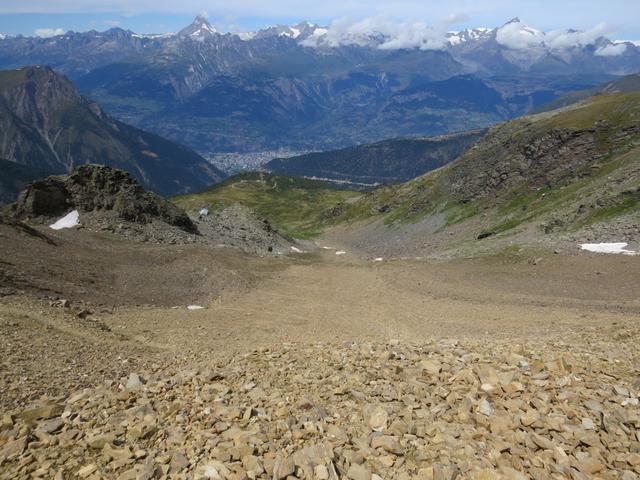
[9,164,197,233]
[448,124,640,202]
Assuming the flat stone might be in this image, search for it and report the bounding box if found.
[272,456,295,480]
[477,366,500,386]
[371,435,403,455]
[16,403,64,422]
[0,436,27,460]
[37,418,64,434]
[421,359,442,376]
[366,406,388,432]
[577,457,604,474]
[126,373,145,390]
[478,399,493,416]
[77,464,98,478]
[347,463,371,480]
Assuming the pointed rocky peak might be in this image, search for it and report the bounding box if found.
[178,15,218,39]
[504,17,522,25]
[446,27,493,45]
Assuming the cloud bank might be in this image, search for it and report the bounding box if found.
[301,16,458,51]
[301,17,627,55]
[595,43,628,56]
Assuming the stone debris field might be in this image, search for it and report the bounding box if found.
[1,336,639,480]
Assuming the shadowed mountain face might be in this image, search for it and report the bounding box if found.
[0,16,632,153]
[266,129,487,184]
[534,73,640,113]
[0,160,59,206]
[0,67,225,196]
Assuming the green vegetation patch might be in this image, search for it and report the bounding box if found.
[173,172,362,239]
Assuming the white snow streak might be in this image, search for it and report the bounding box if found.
[49,210,79,230]
[580,243,638,255]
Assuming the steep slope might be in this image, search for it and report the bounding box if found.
[0,159,58,206]
[266,129,486,184]
[173,172,361,238]
[0,67,225,196]
[327,93,640,256]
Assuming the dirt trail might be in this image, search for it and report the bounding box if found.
[1,234,639,409]
[102,249,640,354]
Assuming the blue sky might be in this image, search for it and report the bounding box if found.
[0,1,638,40]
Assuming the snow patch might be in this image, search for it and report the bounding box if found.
[373,257,384,262]
[580,243,638,255]
[50,210,79,230]
[187,305,205,310]
[335,250,346,256]
[290,246,304,253]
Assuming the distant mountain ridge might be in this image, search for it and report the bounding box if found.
[534,73,640,112]
[0,17,636,153]
[266,130,486,184]
[0,66,225,196]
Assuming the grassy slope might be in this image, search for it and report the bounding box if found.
[330,93,640,237]
[173,172,362,239]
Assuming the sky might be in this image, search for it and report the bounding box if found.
[0,0,638,41]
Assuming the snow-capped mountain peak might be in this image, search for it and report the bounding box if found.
[0,34,7,40]
[252,21,322,41]
[446,28,492,45]
[178,15,218,40]
[495,18,546,50]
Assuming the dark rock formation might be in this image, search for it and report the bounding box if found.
[9,164,197,233]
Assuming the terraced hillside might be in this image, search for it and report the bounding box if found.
[173,172,362,239]
[326,93,640,257]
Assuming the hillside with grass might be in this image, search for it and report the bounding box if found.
[326,93,640,256]
[173,172,362,239]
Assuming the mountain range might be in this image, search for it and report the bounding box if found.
[1,16,636,154]
[0,66,224,198]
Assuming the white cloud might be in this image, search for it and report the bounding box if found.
[595,43,628,56]
[545,23,612,49]
[34,28,65,37]
[301,15,460,51]
[495,19,617,52]
[495,20,545,50]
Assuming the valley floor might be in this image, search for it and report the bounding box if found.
[0,228,639,479]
